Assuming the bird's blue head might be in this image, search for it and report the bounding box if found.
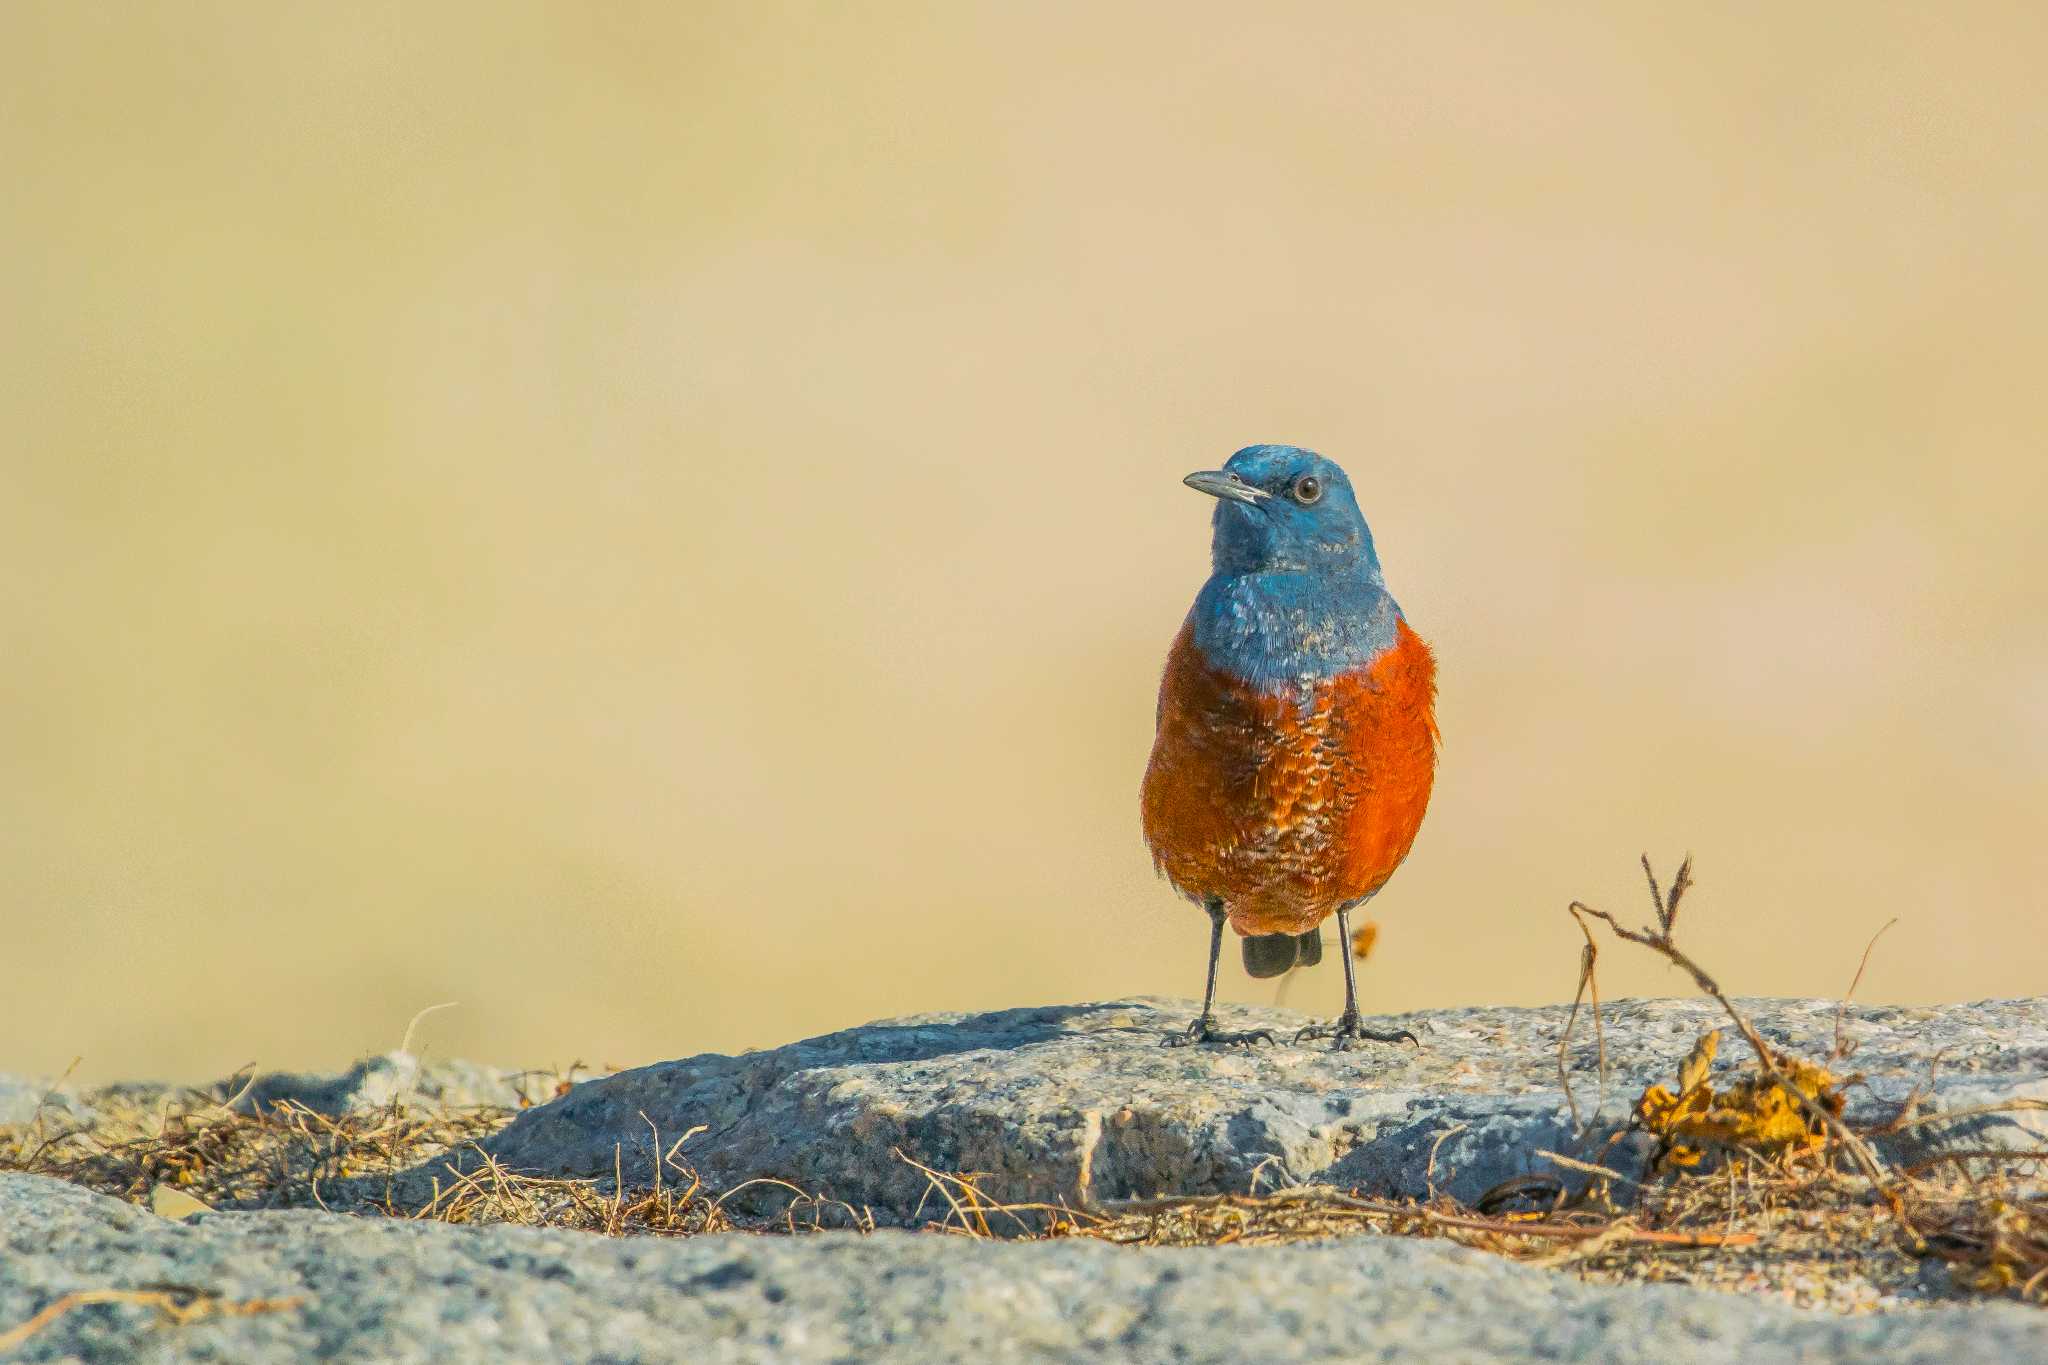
[1185,445,1382,582]
[1179,445,1400,689]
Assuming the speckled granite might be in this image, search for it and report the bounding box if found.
[3,1173,2042,1364]
[465,995,2046,1218]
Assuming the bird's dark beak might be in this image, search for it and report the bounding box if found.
[1183,470,1269,506]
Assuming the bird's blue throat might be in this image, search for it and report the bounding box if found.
[1190,570,1404,692]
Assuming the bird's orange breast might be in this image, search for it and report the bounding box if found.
[1140,619,1438,936]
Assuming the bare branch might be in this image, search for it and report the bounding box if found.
[1573,858,1894,1190]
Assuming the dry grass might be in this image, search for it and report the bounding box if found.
[1,1070,873,1240]
[1561,857,2045,1306]
[0,1285,305,1354]
[5,1086,505,1216]
[888,1139,2041,1310]
[879,857,2044,1310]
[2,857,2039,1314]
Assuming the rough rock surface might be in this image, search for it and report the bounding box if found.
[0,1056,559,1134]
[0,1077,91,1130]
[3,1173,2043,1364]
[233,1052,560,1117]
[470,996,2047,1220]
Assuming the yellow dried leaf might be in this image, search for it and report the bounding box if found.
[1664,1143,1706,1168]
[1636,1084,1680,1133]
[1686,1098,1812,1152]
[1778,1057,1841,1111]
[1677,1029,1720,1098]
[1633,1035,1843,1167]
[1350,921,1378,961]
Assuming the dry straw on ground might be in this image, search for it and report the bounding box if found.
[876,861,2043,1308]
[3,857,2041,1314]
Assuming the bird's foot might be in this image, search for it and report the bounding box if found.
[1163,1015,1277,1049]
[1293,1009,1419,1052]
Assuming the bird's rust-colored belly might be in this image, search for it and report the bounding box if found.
[1141,619,1438,937]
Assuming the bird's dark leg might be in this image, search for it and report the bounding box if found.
[1164,898,1275,1048]
[1294,904,1420,1051]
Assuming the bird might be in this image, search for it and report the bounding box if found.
[1141,444,1438,1049]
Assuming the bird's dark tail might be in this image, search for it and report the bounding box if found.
[1242,928,1324,978]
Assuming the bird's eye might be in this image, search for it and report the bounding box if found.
[1291,475,1323,505]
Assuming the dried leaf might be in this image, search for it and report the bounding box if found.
[150,1184,213,1219]
[1635,1083,1679,1131]
[1678,1030,1720,1098]
[1350,921,1379,961]
[1633,1028,1842,1166]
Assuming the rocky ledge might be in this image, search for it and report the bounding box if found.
[2,995,2042,1363]
[2,1174,2043,1364]
[468,995,2045,1219]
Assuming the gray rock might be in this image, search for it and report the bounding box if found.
[4,1054,557,1142]
[233,1052,559,1117]
[469,996,2047,1221]
[2,1173,2041,1364]
[0,1077,93,1131]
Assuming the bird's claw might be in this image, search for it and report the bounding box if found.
[1163,1016,1277,1049]
[1293,1011,1420,1052]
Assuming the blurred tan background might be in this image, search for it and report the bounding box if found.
[4,3,2044,1084]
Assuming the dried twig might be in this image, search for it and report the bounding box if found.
[1426,1124,1467,1202]
[1537,1149,1640,1190]
[1091,1186,1756,1250]
[1569,856,1893,1190]
[1883,1098,2048,1136]
[1559,905,1609,1131]
[1833,918,1898,1062]
[891,1148,1091,1236]
[0,1286,304,1353]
